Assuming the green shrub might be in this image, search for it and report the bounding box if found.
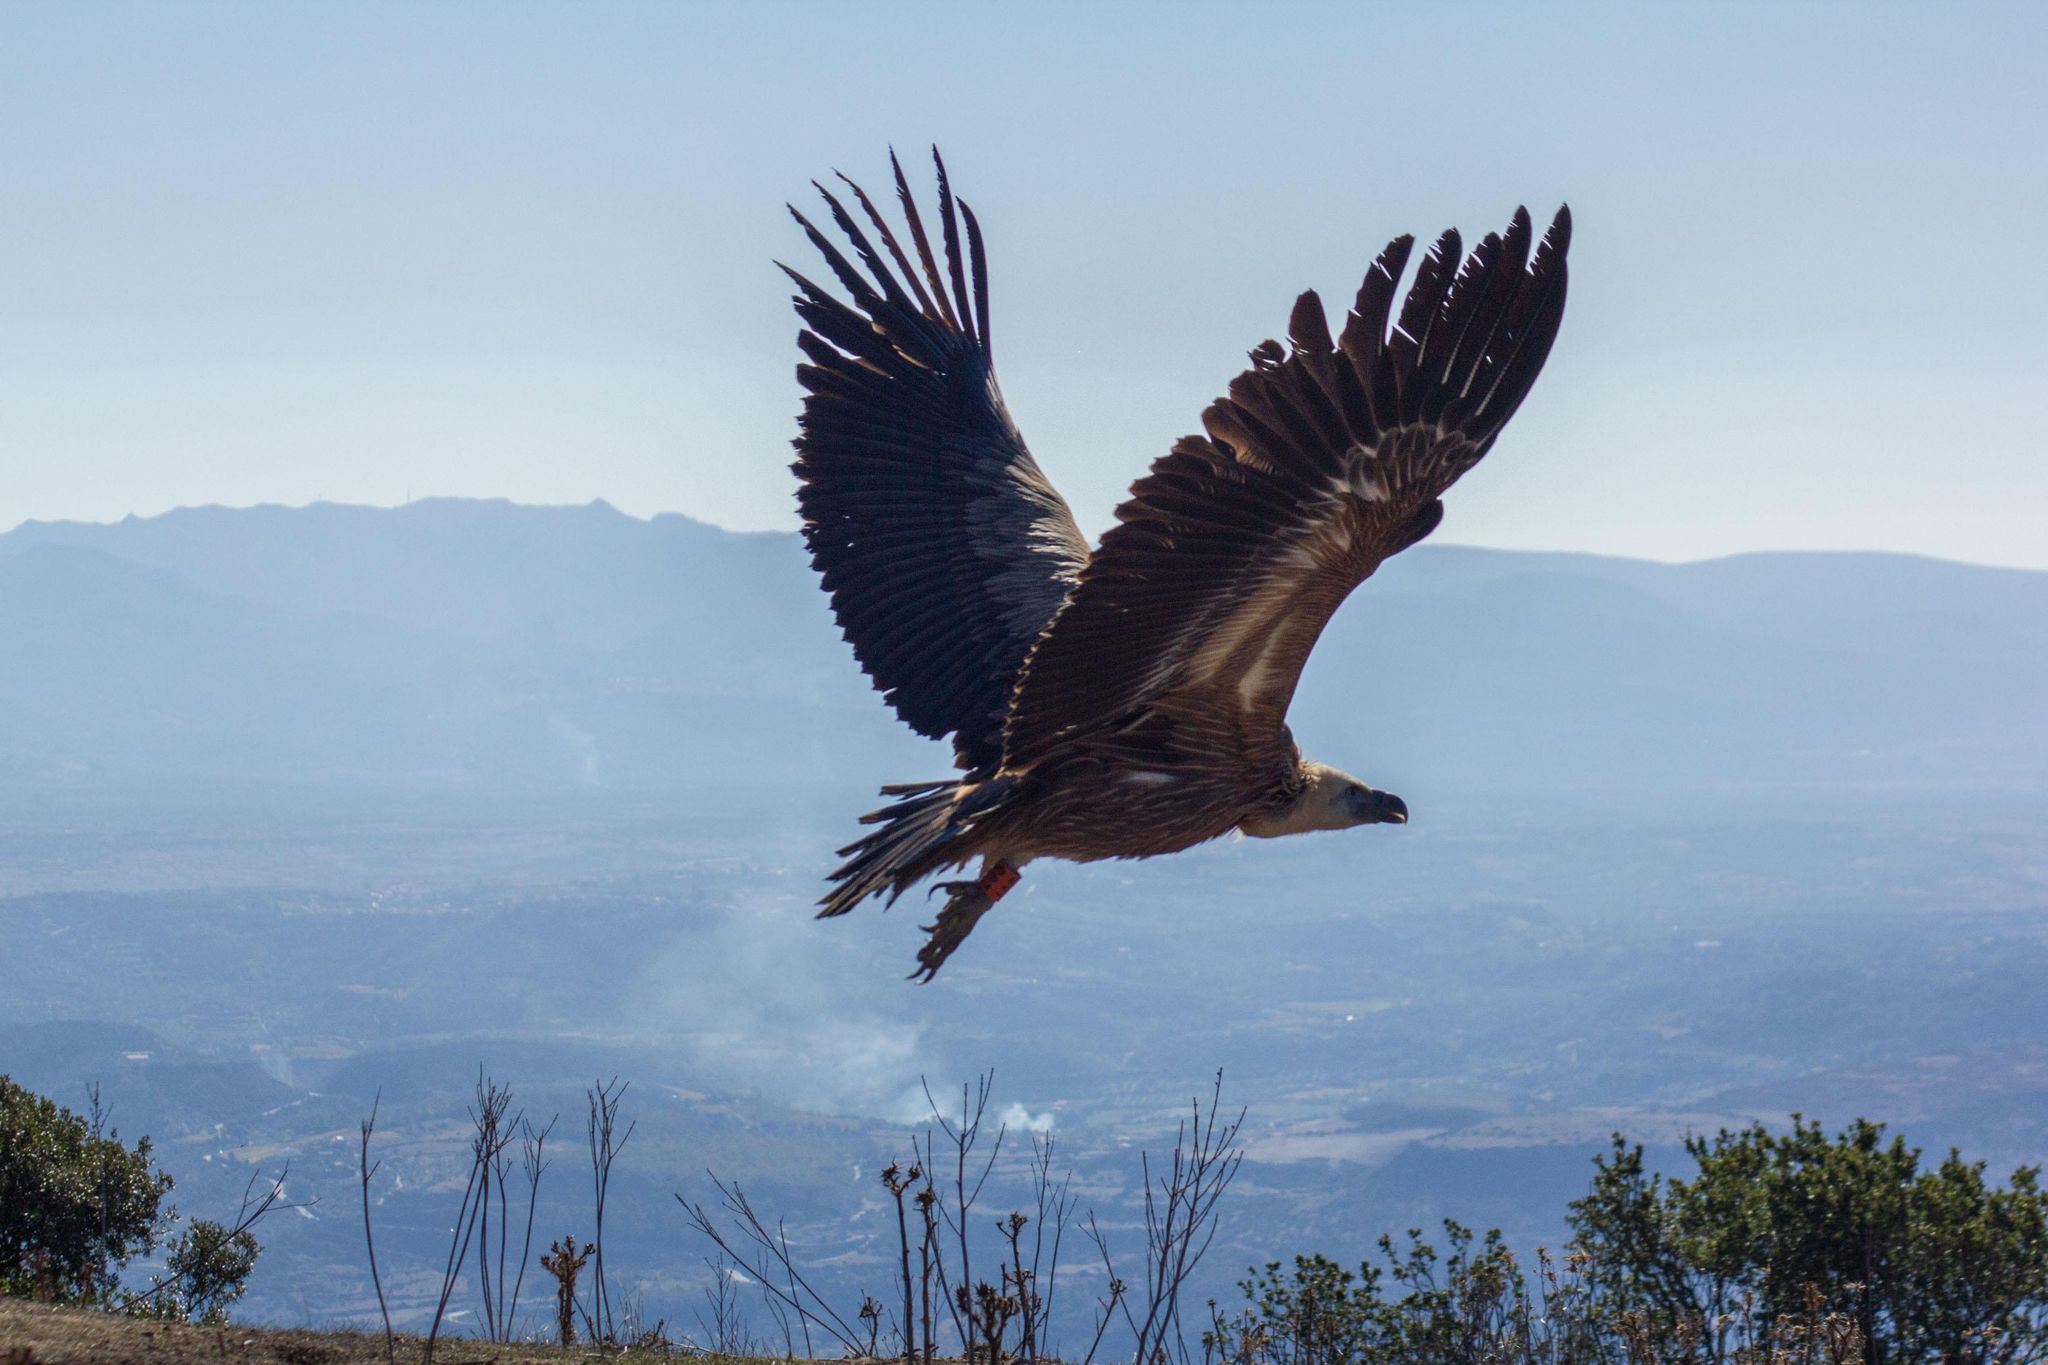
[1,1075,264,1325]
[131,1219,262,1326]
[1213,1223,1569,1365]
[1570,1117,2048,1361]
[1209,1117,2048,1364]
[0,1075,170,1304]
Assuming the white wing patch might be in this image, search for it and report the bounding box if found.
[1188,570,1297,683]
[1235,636,1283,711]
[1192,504,1354,704]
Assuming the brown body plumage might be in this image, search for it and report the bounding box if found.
[784,150,1571,979]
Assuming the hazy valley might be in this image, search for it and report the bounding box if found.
[2,499,2044,1339]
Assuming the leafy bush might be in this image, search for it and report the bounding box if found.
[0,1075,170,1304]
[1212,1223,1572,1365]
[1207,1118,2048,1364]
[1,1075,266,1325]
[149,1219,261,1326]
[1571,1117,2048,1361]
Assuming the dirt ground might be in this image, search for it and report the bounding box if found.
[0,1299,668,1364]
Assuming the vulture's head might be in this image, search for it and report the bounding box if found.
[1240,762,1408,839]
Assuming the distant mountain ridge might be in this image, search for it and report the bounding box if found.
[3,498,810,654]
[3,498,2042,801]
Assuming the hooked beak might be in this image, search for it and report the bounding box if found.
[1370,790,1408,825]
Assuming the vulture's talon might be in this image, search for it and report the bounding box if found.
[908,883,996,982]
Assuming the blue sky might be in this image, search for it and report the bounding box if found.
[4,1,2044,566]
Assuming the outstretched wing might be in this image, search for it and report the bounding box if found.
[787,150,1090,770]
[1001,207,1571,772]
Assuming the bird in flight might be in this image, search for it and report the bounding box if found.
[785,150,1570,980]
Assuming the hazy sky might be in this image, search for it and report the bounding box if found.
[5,1,2045,566]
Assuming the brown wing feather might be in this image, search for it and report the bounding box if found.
[1001,207,1571,772]
[789,149,1090,770]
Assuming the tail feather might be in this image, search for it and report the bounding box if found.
[820,776,1011,918]
[821,780,963,918]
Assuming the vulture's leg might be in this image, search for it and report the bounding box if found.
[911,859,1021,982]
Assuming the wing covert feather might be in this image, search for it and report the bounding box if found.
[1001,207,1571,772]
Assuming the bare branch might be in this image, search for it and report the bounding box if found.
[359,1091,394,1363]
[677,1173,869,1356]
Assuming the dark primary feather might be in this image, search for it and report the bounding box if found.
[787,149,1090,770]
[1001,207,1572,772]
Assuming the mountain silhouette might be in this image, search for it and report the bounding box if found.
[3,499,2040,801]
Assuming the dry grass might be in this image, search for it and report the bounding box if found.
[0,1298,706,1365]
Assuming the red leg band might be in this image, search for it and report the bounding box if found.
[980,861,1021,902]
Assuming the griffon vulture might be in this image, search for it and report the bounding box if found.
[784,151,1571,979]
